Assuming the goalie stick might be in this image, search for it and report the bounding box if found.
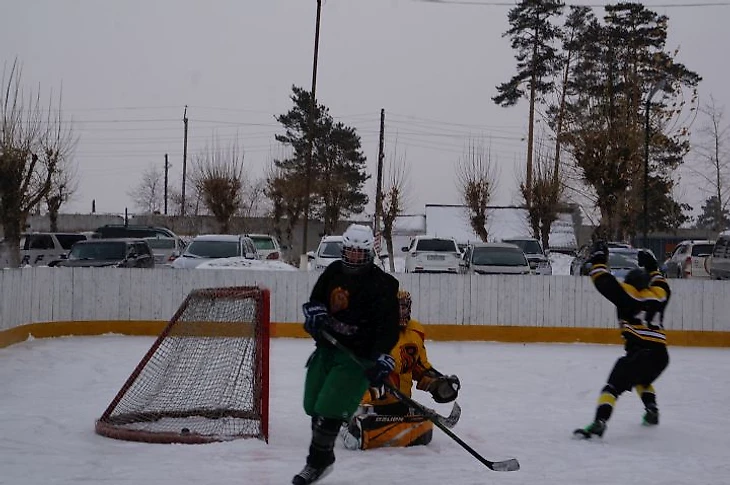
[320,330,520,472]
[424,401,461,429]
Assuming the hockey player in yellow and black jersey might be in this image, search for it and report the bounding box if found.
[340,289,461,450]
[574,240,671,439]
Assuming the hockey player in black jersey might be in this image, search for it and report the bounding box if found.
[574,240,671,439]
[292,224,400,485]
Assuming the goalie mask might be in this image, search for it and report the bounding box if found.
[341,224,375,274]
[397,289,412,327]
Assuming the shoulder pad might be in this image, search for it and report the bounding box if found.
[406,319,426,339]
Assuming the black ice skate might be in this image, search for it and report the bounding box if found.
[643,406,659,426]
[573,420,606,439]
[292,464,333,485]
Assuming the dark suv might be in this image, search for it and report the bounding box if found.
[53,238,155,268]
[93,224,177,239]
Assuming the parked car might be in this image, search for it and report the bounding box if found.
[459,242,531,275]
[710,232,730,280]
[19,232,89,266]
[571,245,641,279]
[502,237,552,275]
[308,235,343,271]
[170,234,259,269]
[144,236,186,266]
[196,257,297,271]
[94,224,177,239]
[53,238,155,268]
[607,241,633,249]
[664,239,714,279]
[402,236,461,274]
[248,234,283,260]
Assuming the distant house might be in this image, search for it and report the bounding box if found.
[389,204,578,254]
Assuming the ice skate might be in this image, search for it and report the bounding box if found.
[573,420,606,439]
[292,463,333,485]
[643,406,659,426]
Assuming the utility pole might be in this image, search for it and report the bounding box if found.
[642,77,668,250]
[374,108,385,235]
[164,153,170,215]
[300,0,322,269]
[181,105,189,217]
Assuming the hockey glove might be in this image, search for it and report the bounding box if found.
[365,353,395,400]
[302,301,329,339]
[428,375,461,403]
[588,240,609,266]
[637,249,659,273]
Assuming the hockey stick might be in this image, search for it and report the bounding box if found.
[320,330,520,472]
[433,401,461,429]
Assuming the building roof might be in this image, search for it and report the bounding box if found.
[416,204,577,250]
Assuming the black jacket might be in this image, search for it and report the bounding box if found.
[309,260,400,358]
[589,264,671,350]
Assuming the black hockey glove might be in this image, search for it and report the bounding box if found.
[637,249,659,273]
[365,353,395,399]
[302,301,328,339]
[588,240,609,266]
[428,375,461,403]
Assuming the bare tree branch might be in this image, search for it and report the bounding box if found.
[0,59,76,266]
[455,139,497,242]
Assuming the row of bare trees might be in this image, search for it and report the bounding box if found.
[0,60,78,267]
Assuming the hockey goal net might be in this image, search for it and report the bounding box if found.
[95,286,270,444]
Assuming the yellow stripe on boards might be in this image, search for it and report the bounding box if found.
[2,321,730,349]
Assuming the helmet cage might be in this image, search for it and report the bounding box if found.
[342,246,372,268]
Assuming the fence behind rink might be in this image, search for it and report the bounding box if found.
[1,267,729,347]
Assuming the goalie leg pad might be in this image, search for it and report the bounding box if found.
[358,414,433,449]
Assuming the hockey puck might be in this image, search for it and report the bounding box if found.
[181,427,190,434]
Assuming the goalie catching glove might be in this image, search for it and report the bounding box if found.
[429,375,461,403]
[417,369,460,403]
[302,301,329,339]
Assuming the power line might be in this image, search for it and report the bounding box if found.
[415,0,730,7]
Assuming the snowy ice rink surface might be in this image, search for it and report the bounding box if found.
[2,335,729,485]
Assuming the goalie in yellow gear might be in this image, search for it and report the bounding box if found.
[341,289,461,450]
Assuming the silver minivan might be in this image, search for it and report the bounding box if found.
[460,242,531,275]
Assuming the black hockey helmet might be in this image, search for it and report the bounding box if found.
[624,268,649,291]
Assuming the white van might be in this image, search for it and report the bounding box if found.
[20,232,90,266]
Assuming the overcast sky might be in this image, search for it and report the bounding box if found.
[3,0,729,219]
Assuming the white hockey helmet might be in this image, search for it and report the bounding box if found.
[341,224,374,273]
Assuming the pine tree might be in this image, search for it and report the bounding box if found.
[696,196,730,232]
[494,0,565,215]
[271,86,369,235]
[560,3,700,240]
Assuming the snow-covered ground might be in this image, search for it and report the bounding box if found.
[2,335,729,485]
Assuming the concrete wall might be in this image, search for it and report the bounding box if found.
[19,213,359,261]
[1,268,729,345]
